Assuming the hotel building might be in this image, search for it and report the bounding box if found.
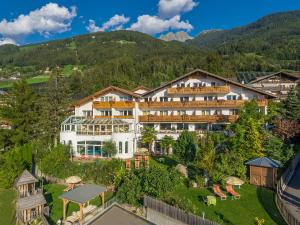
[60,69,275,159]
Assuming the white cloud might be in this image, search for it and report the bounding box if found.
[129,15,193,35]
[0,3,77,37]
[87,14,130,33]
[0,37,17,46]
[158,0,198,18]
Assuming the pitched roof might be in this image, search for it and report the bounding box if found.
[73,86,140,106]
[17,193,46,210]
[60,184,107,204]
[131,86,151,92]
[249,71,300,84]
[15,170,37,186]
[142,69,277,98]
[246,157,281,168]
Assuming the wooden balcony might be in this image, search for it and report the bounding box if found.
[139,115,239,123]
[167,86,230,95]
[93,101,135,109]
[95,115,112,119]
[139,99,268,109]
[114,115,134,119]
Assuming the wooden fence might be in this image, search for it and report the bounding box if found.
[275,151,300,225]
[144,196,218,225]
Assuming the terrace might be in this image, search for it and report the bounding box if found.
[139,99,268,109]
[139,115,239,123]
[61,116,131,136]
[167,86,231,95]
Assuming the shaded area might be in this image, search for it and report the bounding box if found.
[256,187,286,225]
[89,205,153,225]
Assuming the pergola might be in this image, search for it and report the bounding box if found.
[60,184,107,225]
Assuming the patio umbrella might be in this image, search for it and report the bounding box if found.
[66,176,82,184]
[225,176,244,187]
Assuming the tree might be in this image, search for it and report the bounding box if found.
[39,68,71,146]
[102,140,117,157]
[0,79,40,145]
[117,171,142,205]
[228,100,265,160]
[0,145,32,188]
[160,135,175,155]
[142,165,177,198]
[282,85,300,121]
[174,131,198,164]
[196,134,216,177]
[141,127,157,152]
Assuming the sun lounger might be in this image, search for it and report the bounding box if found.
[213,184,227,200]
[226,185,240,199]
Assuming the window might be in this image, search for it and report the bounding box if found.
[180,96,189,102]
[120,96,132,101]
[227,95,237,100]
[160,110,168,116]
[180,83,185,87]
[160,97,168,102]
[201,110,211,115]
[100,96,113,102]
[160,123,171,130]
[204,96,216,101]
[215,110,223,115]
[120,110,133,116]
[100,110,112,116]
[229,109,239,115]
[211,82,216,86]
[83,110,93,117]
[195,123,208,130]
[144,97,152,102]
[119,142,122,153]
[125,141,128,153]
[177,123,188,130]
[178,110,186,115]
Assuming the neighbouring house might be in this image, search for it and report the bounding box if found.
[247,71,300,100]
[60,69,275,159]
[246,157,281,188]
[15,170,48,224]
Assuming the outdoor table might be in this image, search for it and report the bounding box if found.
[207,195,217,206]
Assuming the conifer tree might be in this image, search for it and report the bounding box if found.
[0,79,40,145]
[39,67,71,146]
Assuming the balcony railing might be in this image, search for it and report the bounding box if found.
[139,115,239,123]
[114,115,134,119]
[139,99,267,109]
[167,86,230,95]
[93,101,135,109]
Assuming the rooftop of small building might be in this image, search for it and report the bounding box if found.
[17,193,47,210]
[15,170,37,186]
[246,157,281,168]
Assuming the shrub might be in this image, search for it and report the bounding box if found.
[117,171,142,205]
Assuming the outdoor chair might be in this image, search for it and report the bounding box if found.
[213,184,227,200]
[226,185,240,199]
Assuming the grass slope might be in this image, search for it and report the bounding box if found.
[0,188,16,225]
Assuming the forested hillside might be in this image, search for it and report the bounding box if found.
[188,10,300,70]
[0,10,299,96]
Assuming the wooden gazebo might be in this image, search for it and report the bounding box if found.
[15,170,38,198]
[15,170,47,224]
[60,184,107,225]
[246,157,281,188]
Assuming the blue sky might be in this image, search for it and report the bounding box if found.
[0,0,299,45]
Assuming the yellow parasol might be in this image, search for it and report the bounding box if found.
[225,176,244,187]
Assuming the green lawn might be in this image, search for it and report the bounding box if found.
[44,183,113,225]
[172,184,285,225]
[0,188,16,225]
[151,156,285,225]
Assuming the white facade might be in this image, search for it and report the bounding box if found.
[60,69,274,158]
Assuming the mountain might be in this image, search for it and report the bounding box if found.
[188,11,300,62]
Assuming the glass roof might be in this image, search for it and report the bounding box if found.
[62,116,129,125]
